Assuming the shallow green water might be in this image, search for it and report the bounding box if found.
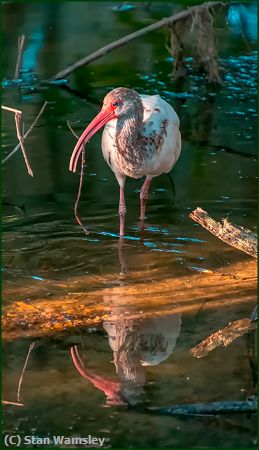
[2,2,257,448]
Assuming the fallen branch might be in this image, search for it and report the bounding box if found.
[148,397,257,416]
[3,257,256,341]
[189,207,257,258]
[50,2,226,80]
[190,317,256,358]
[2,101,48,165]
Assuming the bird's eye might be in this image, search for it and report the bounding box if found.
[113,100,120,107]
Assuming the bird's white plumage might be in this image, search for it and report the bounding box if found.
[102,94,181,187]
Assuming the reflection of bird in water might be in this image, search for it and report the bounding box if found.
[71,240,181,405]
[69,87,181,237]
[71,310,181,406]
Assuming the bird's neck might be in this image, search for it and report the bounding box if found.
[115,106,143,158]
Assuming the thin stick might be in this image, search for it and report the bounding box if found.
[74,148,89,234]
[14,112,33,177]
[2,400,24,407]
[67,120,80,139]
[2,101,48,165]
[14,34,25,80]
[17,341,35,403]
[67,120,89,234]
[50,2,226,80]
[67,121,88,233]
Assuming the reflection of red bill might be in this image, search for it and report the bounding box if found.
[70,345,126,405]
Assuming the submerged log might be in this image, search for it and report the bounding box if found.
[190,317,257,358]
[148,397,257,416]
[189,207,257,258]
[2,258,256,341]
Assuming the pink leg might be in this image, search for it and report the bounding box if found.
[119,186,126,237]
[140,177,151,221]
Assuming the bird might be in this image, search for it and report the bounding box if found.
[69,87,181,237]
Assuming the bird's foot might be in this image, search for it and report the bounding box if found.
[119,209,126,238]
[119,221,125,237]
[138,218,146,232]
[119,186,126,238]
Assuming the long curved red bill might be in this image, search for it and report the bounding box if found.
[69,107,116,173]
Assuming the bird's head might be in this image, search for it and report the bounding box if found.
[103,87,143,119]
[69,87,142,173]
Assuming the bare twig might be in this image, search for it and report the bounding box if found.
[189,207,257,258]
[17,341,35,402]
[2,101,48,165]
[14,112,33,177]
[67,121,88,233]
[50,2,226,80]
[67,120,89,234]
[67,120,80,139]
[14,34,25,79]
[190,318,256,358]
[74,149,89,234]
[2,400,24,407]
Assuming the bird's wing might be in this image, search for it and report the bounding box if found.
[140,94,180,132]
[139,94,181,175]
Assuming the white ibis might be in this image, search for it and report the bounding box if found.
[69,87,181,237]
